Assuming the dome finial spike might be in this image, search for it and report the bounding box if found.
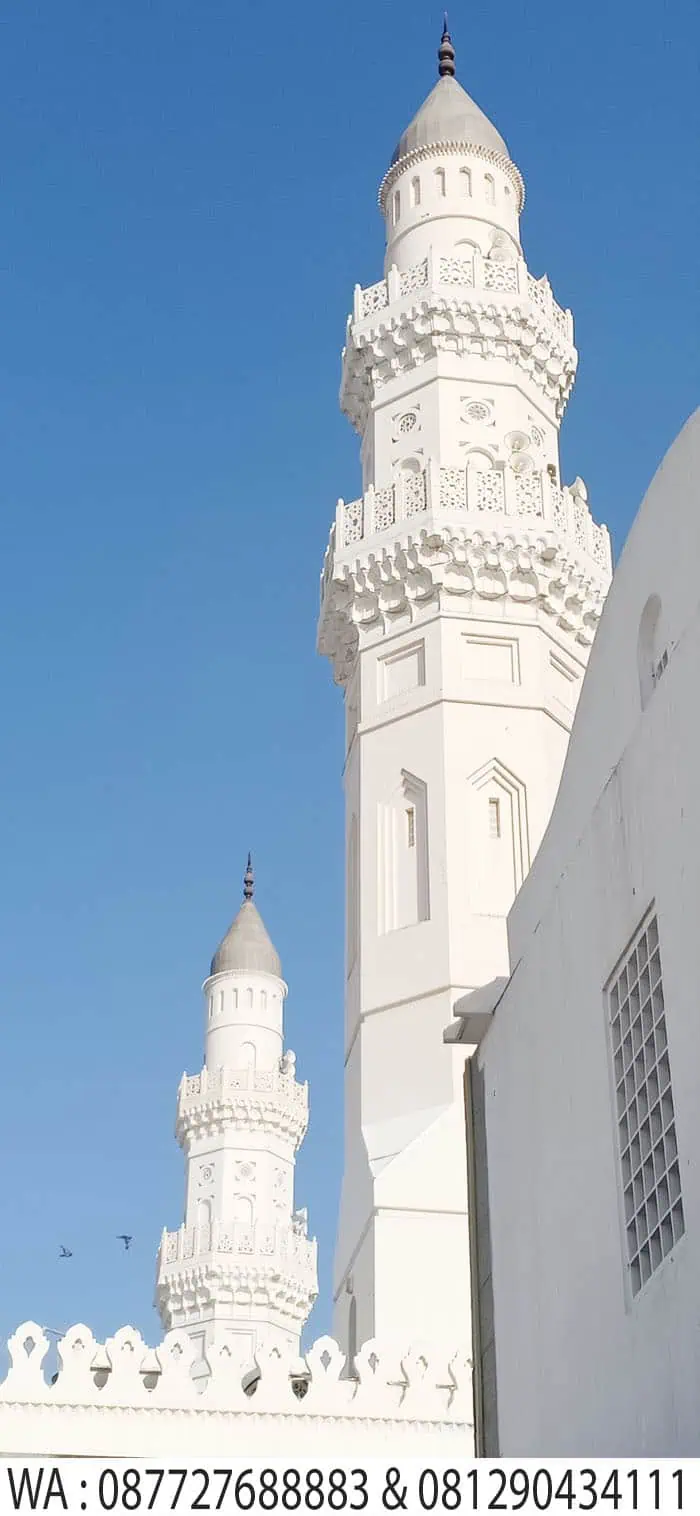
[243,852,254,901]
[438,14,456,77]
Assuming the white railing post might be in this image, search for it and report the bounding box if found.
[387,264,400,303]
[365,483,375,534]
[426,458,441,515]
[502,466,517,517]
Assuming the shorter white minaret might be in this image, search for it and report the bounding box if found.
[156,856,318,1366]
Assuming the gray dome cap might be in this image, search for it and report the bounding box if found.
[391,74,509,167]
[209,856,282,978]
[210,899,282,978]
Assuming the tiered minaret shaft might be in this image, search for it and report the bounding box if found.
[319,29,612,1353]
[156,860,318,1365]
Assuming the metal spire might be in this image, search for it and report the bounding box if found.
[243,852,254,901]
[438,15,456,78]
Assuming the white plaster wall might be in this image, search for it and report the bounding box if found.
[474,411,700,1454]
[383,148,521,273]
[334,600,583,1346]
[369,361,562,492]
[204,968,285,1069]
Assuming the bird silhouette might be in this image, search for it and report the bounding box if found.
[117,1235,133,1251]
[58,1246,73,1259]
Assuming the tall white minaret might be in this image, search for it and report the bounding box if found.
[318,25,613,1353]
[156,857,318,1366]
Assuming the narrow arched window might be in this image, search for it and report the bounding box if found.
[241,1040,256,1070]
[435,167,446,197]
[393,190,401,225]
[460,166,472,197]
[411,176,421,207]
[233,1194,253,1227]
[484,173,495,205]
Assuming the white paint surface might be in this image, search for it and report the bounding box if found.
[468,411,700,1454]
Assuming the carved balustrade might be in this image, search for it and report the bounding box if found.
[176,1064,309,1149]
[157,1218,316,1278]
[354,252,573,344]
[332,464,611,573]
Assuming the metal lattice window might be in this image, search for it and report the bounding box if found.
[607,912,684,1296]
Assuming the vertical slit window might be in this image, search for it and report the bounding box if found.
[488,797,501,838]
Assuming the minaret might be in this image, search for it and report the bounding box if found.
[156,857,318,1366]
[318,27,612,1352]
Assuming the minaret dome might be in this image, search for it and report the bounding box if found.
[390,23,509,166]
[379,23,524,275]
[210,855,282,978]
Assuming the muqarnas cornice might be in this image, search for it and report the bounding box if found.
[342,292,577,434]
[319,524,608,685]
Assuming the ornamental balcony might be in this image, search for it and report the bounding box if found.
[156,1218,318,1326]
[176,1065,309,1151]
[158,1218,316,1278]
[321,462,611,592]
[318,463,612,682]
[341,253,577,431]
[353,252,573,344]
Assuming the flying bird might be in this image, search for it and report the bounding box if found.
[117,1235,133,1251]
[58,1246,73,1259]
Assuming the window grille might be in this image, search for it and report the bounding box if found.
[606,912,684,1296]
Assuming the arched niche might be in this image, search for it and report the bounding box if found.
[465,447,497,473]
[637,594,665,710]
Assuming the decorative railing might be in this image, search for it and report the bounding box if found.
[179,1065,307,1109]
[176,1063,309,1149]
[354,254,573,342]
[158,1219,317,1276]
[334,464,611,572]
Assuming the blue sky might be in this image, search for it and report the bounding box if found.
[0,0,697,1353]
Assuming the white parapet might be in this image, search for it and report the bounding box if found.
[0,1322,473,1460]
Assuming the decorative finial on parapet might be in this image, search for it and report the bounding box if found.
[438,16,456,77]
[243,853,254,901]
